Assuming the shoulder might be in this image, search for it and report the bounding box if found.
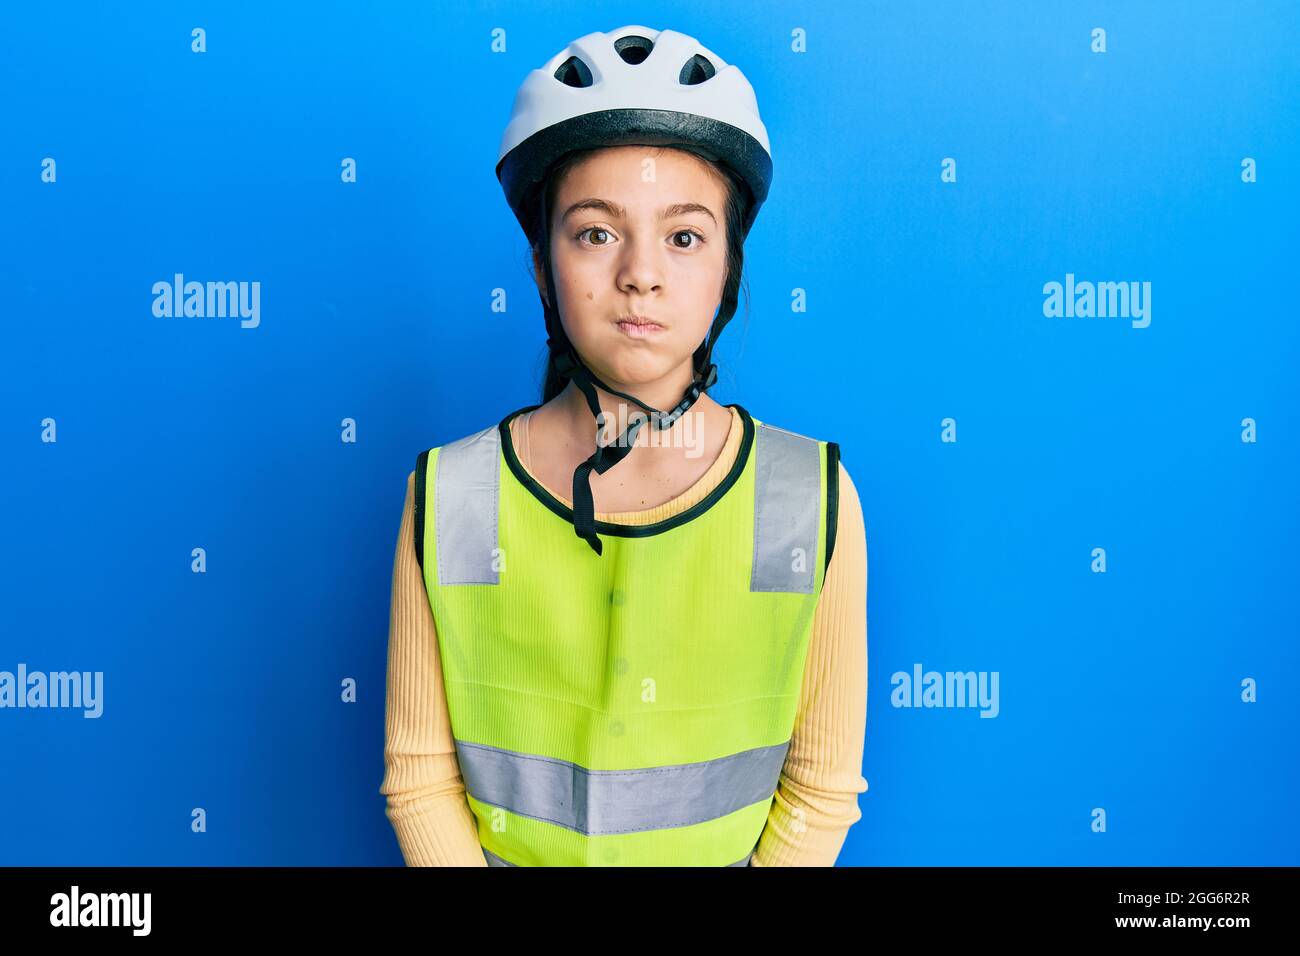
[740,407,845,477]
[411,415,514,494]
[420,417,508,459]
[742,411,841,460]
[742,411,841,469]
[831,459,866,575]
[407,412,517,568]
[742,409,842,470]
[399,469,418,532]
[744,409,823,443]
[742,409,854,568]
[835,460,864,537]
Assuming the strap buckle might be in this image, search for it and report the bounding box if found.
[651,364,718,429]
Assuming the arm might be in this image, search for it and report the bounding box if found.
[378,470,488,866]
[750,461,869,866]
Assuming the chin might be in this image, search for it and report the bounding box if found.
[591,351,680,389]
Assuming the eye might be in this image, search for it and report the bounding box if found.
[577,227,613,246]
[672,229,705,249]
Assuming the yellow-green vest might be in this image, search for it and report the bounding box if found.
[413,403,841,866]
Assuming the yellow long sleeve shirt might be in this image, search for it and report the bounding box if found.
[380,405,869,866]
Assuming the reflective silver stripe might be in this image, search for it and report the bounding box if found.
[434,425,502,586]
[750,422,822,593]
[456,738,789,836]
[483,846,756,867]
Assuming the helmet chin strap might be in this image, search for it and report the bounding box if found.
[540,245,718,555]
[547,333,718,557]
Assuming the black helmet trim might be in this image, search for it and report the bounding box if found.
[497,108,773,243]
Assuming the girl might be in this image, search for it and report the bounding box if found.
[380,25,868,866]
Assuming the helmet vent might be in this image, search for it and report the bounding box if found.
[679,54,716,85]
[554,55,593,88]
[614,35,654,64]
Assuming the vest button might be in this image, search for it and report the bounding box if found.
[609,720,624,737]
[613,656,628,675]
[609,588,625,606]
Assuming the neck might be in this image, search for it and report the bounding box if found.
[553,364,714,451]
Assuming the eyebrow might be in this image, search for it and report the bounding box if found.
[561,198,717,226]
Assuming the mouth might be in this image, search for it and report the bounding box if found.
[615,315,666,338]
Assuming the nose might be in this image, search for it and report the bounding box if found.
[615,233,664,296]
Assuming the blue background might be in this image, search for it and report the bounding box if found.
[1,1,1296,865]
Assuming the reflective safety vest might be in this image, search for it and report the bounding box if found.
[412,403,841,866]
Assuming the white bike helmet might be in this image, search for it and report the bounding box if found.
[497,25,773,243]
[495,26,774,557]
